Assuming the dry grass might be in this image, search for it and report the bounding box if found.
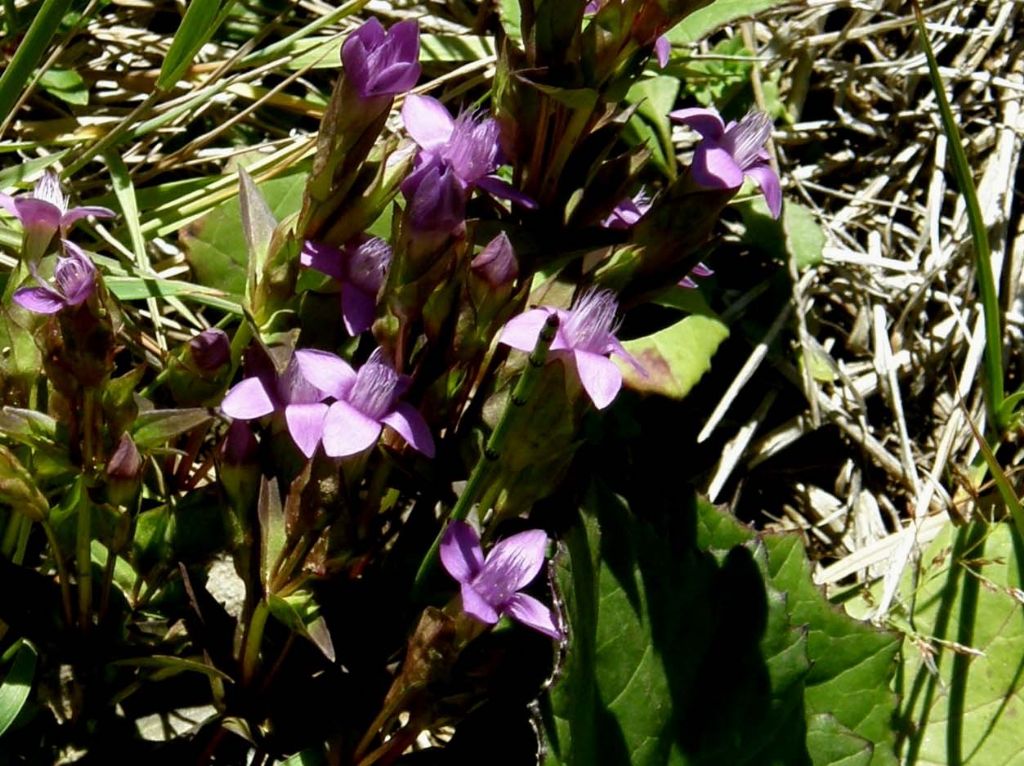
[696,0,1023,608]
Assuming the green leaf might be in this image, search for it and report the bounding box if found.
[112,655,233,683]
[37,68,88,105]
[620,314,730,400]
[105,276,243,314]
[419,34,495,63]
[738,198,825,271]
[545,487,900,765]
[0,640,37,738]
[267,593,336,663]
[0,407,57,447]
[667,0,788,45]
[181,170,306,296]
[131,409,212,449]
[158,0,230,91]
[624,76,680,178]
[850,521,1024,765]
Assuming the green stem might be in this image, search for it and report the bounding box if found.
[42,520,74,626]
[411,313,560,597]
[913,0,1004,429]
[76,481,92,631]
[241,600,269,685]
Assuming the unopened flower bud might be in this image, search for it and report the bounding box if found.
[188,328,230,375]
[470,232,518,288]
[105,433,143,506]
[219,421,260,517]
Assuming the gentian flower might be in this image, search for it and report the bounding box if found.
[295,348,434,458]
[441,521,561,639]
[341,18,421,100]
[13,240,97,314]
[301,236,391,335]
[400,95,534,230]
[0,170,114,261]
[670,106,782,218]
[499,288,641,410]
[221,351,332,459]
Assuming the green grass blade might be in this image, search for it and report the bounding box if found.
[158,0,232,91]
[912,0,1004,428]
[0,0,73,130]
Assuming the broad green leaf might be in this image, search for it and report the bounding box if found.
[181,170,306,296]
[258,477,286,593]
[545,487,900,765]
[738,198,825,271]
[668,0,788,45]
[499,0,523,46]
[131,409,212,449]
[37,68,88,105]
[158,0,230,91]
[267,593,336,663]
[620,314,729,400]
[0,407,57,447]
[849,521,1024,765]
[625,76,680,178]
[0,640,37,738]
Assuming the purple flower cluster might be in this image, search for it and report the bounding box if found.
[14,240,97,314]
[342,18,421,100]
[301,236,392,335]
[222,348,434,460]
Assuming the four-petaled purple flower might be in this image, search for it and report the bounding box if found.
[441,521,561,639]
[301,236,391,335]
[294,347,435,458]
[13,241,97,314]
[221,351,332,459]
[500,288,641,410]
[670,106,781,218]
[400,95,534,230]
[342,18,421,100]
[0,170,114,261]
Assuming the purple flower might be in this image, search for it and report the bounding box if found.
[670,106,781,218]
[0,170,114,260]
[499,288,641,410]
[470,232,518,287]
[221,351,331,459]
[679,262,714,289]
[301,236,392,335]
[342,18,421,100]
[13,240,97,314]
[601,190,652,230]
[400,95,534,230]
[440,521,561,639]
[295,347,434,458]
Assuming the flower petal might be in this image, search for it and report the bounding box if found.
[321,400,383,457]
[12,286,65,314]
[505,593,562,639]
[222,376,276,419]
[476,175,538,209]
[381,402,435,457]
[300,240,346,280]
[293,349,356,400]
[573,350,623,409]
[670,107,725,140]
[499,308,555,352]
[401,95,454,150]
[691,142,744,191]
[284,402,328,458]
[478,528,548,594]
[340,283,377,336]
[8,198,62,232]
[440,521,485,584]
[60,206,116,228]
[461,583,499,624]
[745,161,783,219]
[654,35,671,68]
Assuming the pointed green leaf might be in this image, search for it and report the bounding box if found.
[0,640,37,738]
[131,409,212,449]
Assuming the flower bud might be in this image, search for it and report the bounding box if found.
[470,233,517,288]
[105,433,143,506]
[188,328,231,376]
